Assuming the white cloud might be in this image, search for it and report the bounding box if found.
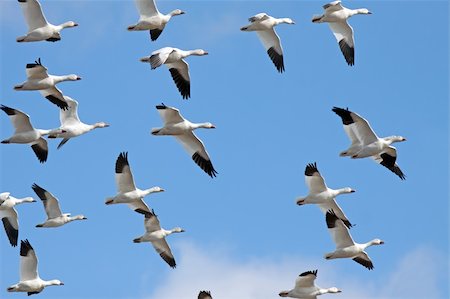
[142,242,446,299]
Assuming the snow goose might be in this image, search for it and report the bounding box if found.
[152,103,217,178]
[127,0,185,41]
[279,270,341,298]
[105,152,164,214]
[332,107,406,180]
[140,47,208,99]
[240,13,295,73]
[0,192,35,247]
[198,290,213,299]
[47,96,109,149]
[0,105,63,163]
[32,183,87,228]
[7,239,64,295]
[14,58,82,110]
[324,210,384,270]
[133,209,184,268]
[312,1,371,66]
[296,162,355,228]
[17,0,78,42]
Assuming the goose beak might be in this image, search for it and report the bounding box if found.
[350,189,356,193]
[180,11,186,14]
[76,77,82,80]
[368,11,373,14]
[380,240,385,244]
[73,23,79,27]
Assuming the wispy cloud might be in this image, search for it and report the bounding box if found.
[142,242,447,299]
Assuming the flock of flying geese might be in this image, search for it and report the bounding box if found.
[0,0,408,298]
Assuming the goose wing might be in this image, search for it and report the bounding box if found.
[60,96,81,126]
[151,238,176,268]
[304,162,327,193]
[115,152,137,193]
[248,13,269,22]
[31,138,48,163]
[373,147,406,180]
[318,199,352,228]
[135,0,159,17]
[127,199,151,214]
[19,0,48,31]
[256,29,284,72]
[332,107,378,146]
[325,210,354,249]
[148,47,174,69]
[155,103,185,125]
[175,132,217,178]
[25,58,48,79]
[328,22,355,66]
[32,183,62,219]
[323,1,343,12]
[166,59,190,99]
[39,86,69,110]
[0,207,19,247]
[353,252,374,270]
[0,105,34,134]
[294,270,317,288]
[19,239,38,281]
[198,291,213,299]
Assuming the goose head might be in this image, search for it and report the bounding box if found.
[94,122,110,128]
[170,9,185,16]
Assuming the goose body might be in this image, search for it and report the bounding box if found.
[279,270,341,298]
[128,0,185,41]
[1,105,62,163]
[241,13,295,72]
[152,103,217,178]
[133,210,184,268]
[332,107,406,180]
[105,152,164,214]
[0,192,35,247]
[17,0,78,43]
[324,210,384,270]
[14,58,81,110]
[312,1,371,66]
[47,96,109,149]
[7,240,64,295]
[32,184,87,228]
[140,47,208,99]
[296,162,355,228]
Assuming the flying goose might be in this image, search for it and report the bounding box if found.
[7,239,64,295]
[133,209,184,268]
[312,1,371,66]
[152,103,217,178]
[198,290,213,299]
[296,162,355,228]
[279,270,342,298]
[14,58,82,110]
[1,105,63,163]
[47,96,109,149]
[127,0,185,41]
[105,152,164,214]
[17,0,78,42]
[0,192,35,247]
[240,13,295,73]
[324,210,384,270]
[140,47,208,99]
[31,184,87,228]
[332,107,406,180]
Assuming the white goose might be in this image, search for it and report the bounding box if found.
[105,152,164,214]
[279,270,341,298]
[47,96,109,149]
[32,184,87,228]
[296,162,355,228]
[332,107,406,180]
[133,209,184,268]
[240,13,295,73]
[127,0,185,41]
[17,0,78,42]
[14,58,82,110]
[0,192,35,247]
[7,239,64,295]
[152,103,217,178]
[312,1,372,66]
[324,210,384,270]
[140,47,208,99]
[1,105,63,163]
[198,290,213,299]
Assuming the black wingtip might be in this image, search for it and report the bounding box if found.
[2,218,18,246]
[155,103,167,110]
[0,105,16,116]
[332,107,354,125]
[325,209,339,229]
[31,183,47,201]
[115,152,129,173]
[299,269,318,277]
[150,29,163,41]
[45,95,68,110]
[192,152,218,178]
[20,239,33,257]
[169,68,190,99]
[267,47,285,73]
[304,162,318,176]
[338,39,354,66]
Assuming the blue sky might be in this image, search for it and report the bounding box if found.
[0,0,448,298]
